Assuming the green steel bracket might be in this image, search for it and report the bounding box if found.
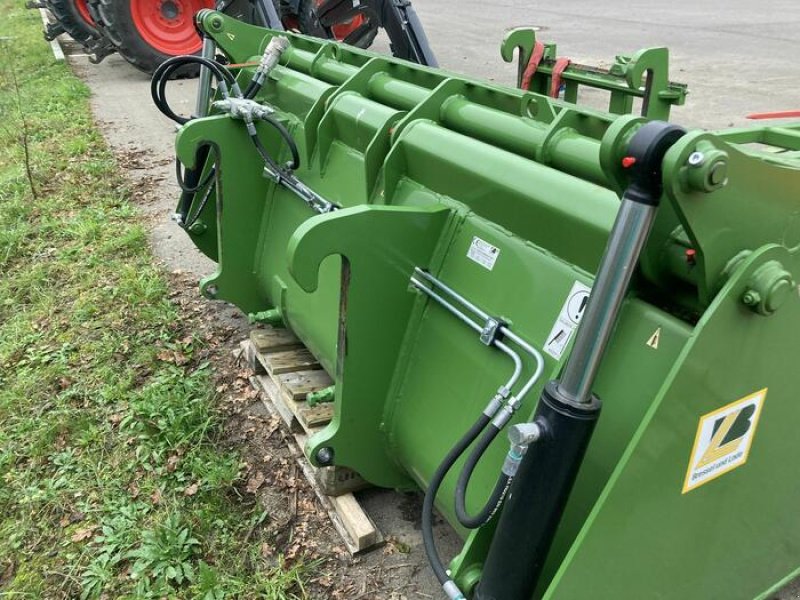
[501,27,688,120]
[717,123,800,167]
[286,204,451,488]
[176,114,282,312]
[197,9,275,65]
[658,130,800,307]
[541,244,800,599]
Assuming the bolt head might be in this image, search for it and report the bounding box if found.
[742,290,760,307]
[688,151,705,167]
[316,447,334,466]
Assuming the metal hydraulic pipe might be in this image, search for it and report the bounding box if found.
[252,0,284,29]
[412,268,546,393]
[410,276,485,332]
[500,327,545,401]
[411,269,545,430]
[410,276,524,391]
[413,268,491,320]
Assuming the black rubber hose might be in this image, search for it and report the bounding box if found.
[175,144,214,225]
[454,424,509,529]
[183,183,215,230]
[422,414,491,585]
[151,55,236,124]
[250,132,283,175]
[175,157,216,194]
[243,78,260,100]
[261,114,300,170]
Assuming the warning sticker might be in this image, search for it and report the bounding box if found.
[467,237,500,271]
[682,389,767,494]
[543,281,591,360]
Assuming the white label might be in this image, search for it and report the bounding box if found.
[467,237,500,271]
[543,281,591,360]
[682,389,767,494]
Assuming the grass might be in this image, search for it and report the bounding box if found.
[0,3,309,598]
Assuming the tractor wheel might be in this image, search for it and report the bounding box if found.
[298,0,378,49]
[87,0,214,75]
[46,0,99,44]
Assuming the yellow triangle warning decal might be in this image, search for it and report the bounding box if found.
[646,327,661,349]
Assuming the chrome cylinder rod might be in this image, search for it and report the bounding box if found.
[557,198,657,404]
[194,37,216,119]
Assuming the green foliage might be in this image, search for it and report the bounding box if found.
[129,514,200,588]
[0,2,311,598]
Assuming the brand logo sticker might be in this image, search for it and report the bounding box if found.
[682,389,767,494]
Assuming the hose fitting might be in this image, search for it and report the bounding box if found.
[254,36,290,86]
[443,580,466,600]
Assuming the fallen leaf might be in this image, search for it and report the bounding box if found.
[71,526,96,543]
[183,482,199,496]
[245,471,265,494]
[150,488,162,505]
[166,454,180,473]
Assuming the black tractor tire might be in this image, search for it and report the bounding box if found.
[45,0,99,44]
[86,0,211,76]
[298,0,378,49]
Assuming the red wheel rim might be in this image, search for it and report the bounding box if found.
[313,0,365,41]
[74,0,95,27]
[129,0,213,56]
[330,14,365,41]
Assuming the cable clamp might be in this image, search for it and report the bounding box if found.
[480,317,504,346]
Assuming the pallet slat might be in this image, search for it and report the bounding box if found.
[250,327,302,354]
[298,403,334,430]
[259,348,320,376]
[278,370,333,400]
[251,375,382,554]
[244,334,380,554]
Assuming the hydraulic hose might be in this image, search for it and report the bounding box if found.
[260,114,300,170]
[175,153,216,194]
[175,146,218,229]
[422,414,489,600]
[151,55,239,125]
[181,183,215,230]
[454,424,510,529]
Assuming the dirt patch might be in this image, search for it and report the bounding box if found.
[164,271,458,598]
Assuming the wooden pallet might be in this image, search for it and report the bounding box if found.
[242,327,381,555]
